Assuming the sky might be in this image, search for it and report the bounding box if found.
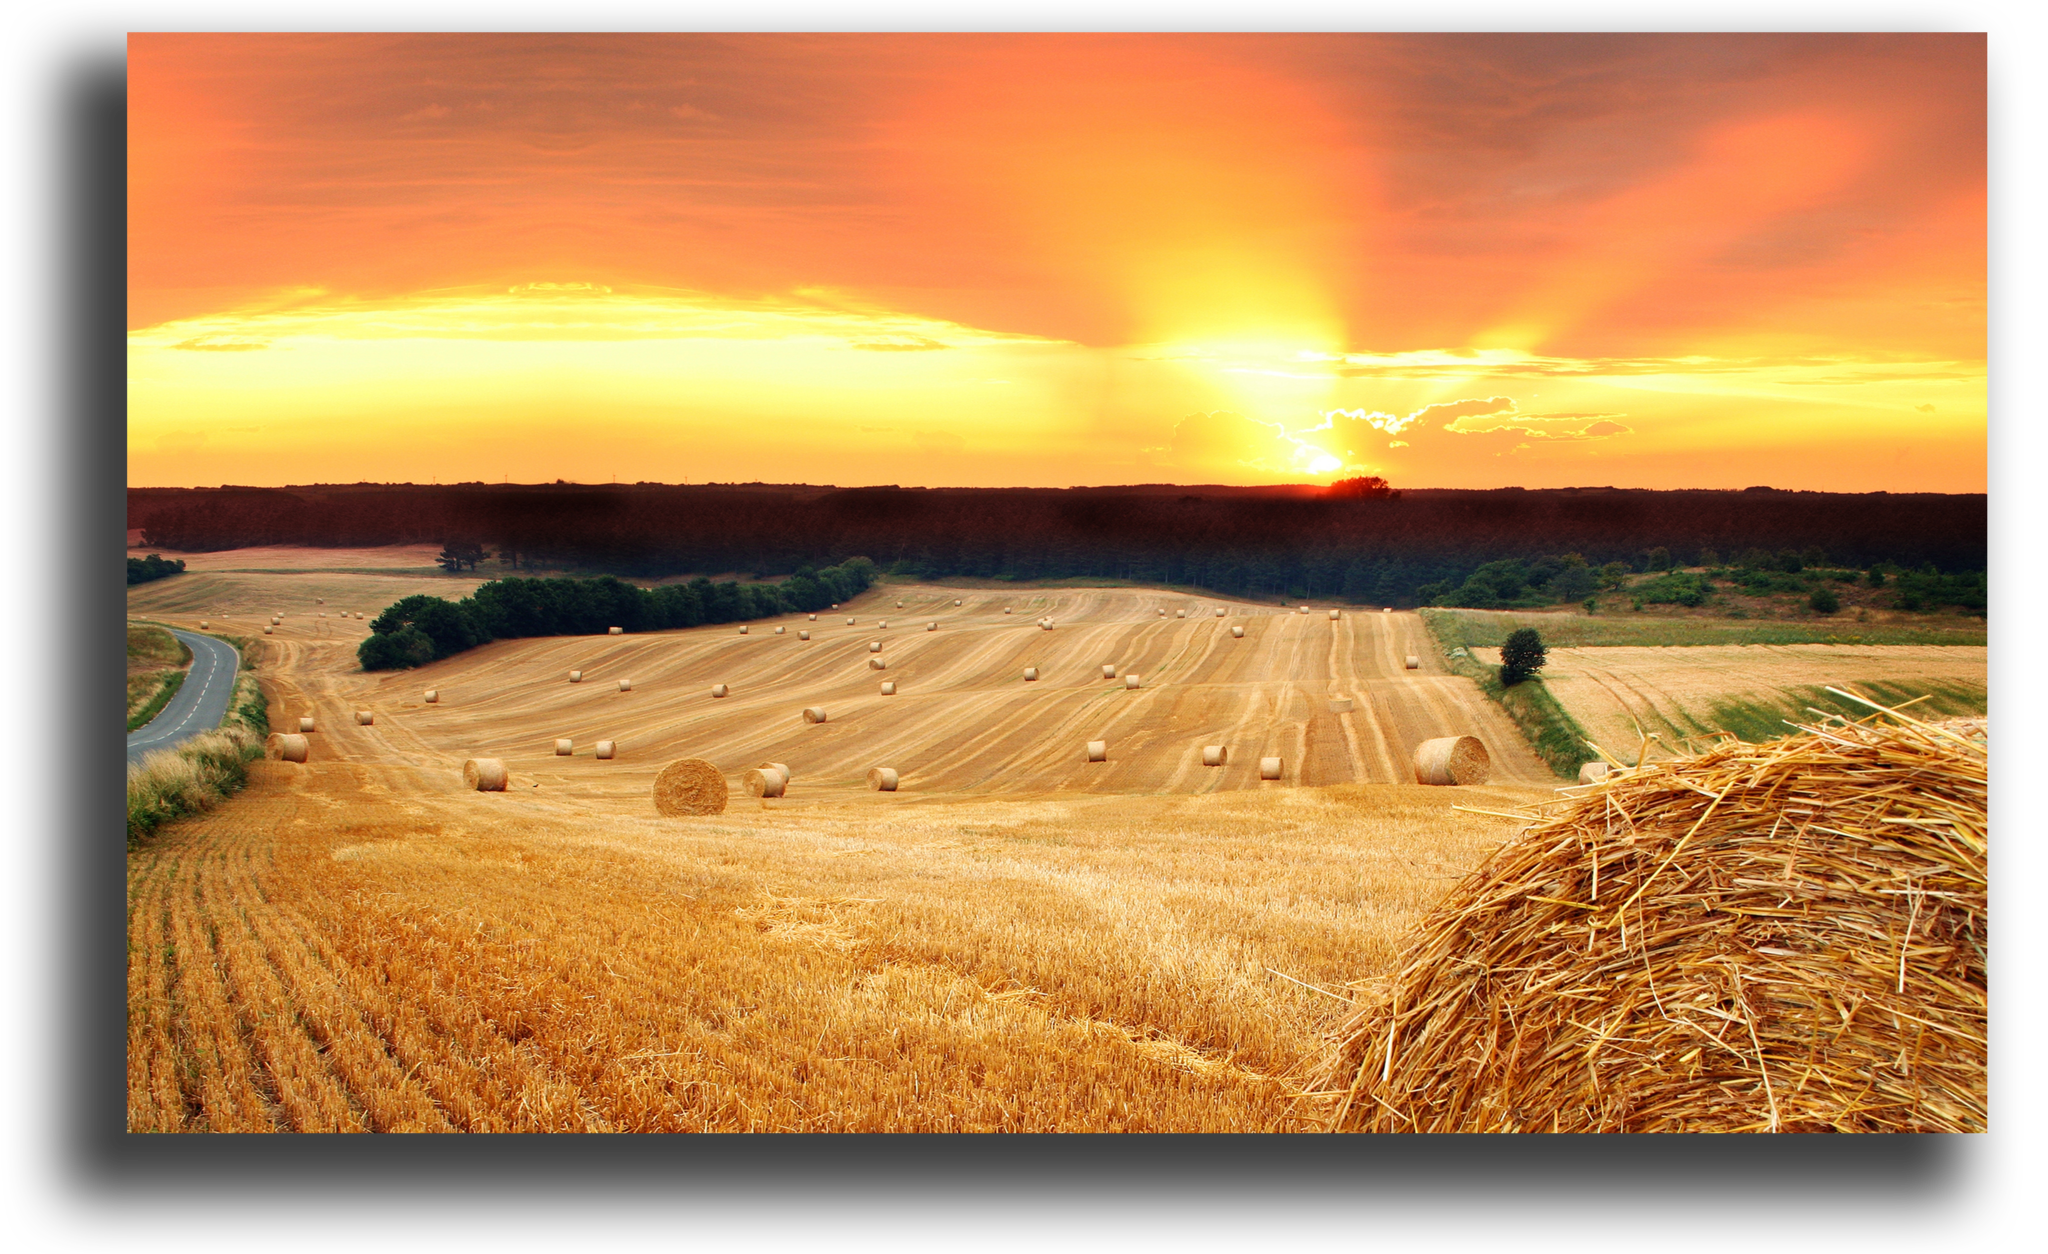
[126,32,1987,492]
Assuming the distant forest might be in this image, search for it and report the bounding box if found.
[129,482,1986,608]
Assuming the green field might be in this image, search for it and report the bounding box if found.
[1422,607,1986,650]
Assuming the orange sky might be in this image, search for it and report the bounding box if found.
[127,33,1986,491]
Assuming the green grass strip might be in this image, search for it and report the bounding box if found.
[127,670,187,732]
[1420,609,1594,780]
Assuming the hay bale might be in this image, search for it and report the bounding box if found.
[1158,609,1166,617]
[263,626,273,635]
[356,612,364,620]
[319,612,326,618]
[1087,740,1107,762]
[1023,667,1038,681]
[1384,607,1392,613]
[759,761,791,783]
[267,733,309,763]
[1124,673,1141,689]
[742,767,786,798]
[1231,626,1245,638]
[1004,607,1012,614]
[880,681,896,695]
[354,710,374,726]
[595,740,616,760]
[1259,756,1283,780]
[927,621,938,631]
[424,690,438,703]
[869,641,882,652]
[1413,735,1490,785]
[799,631,811,640]
[1202,745,1227,767]
[609,626,623,635]
[775,626,785,634]
[1405,655,1421,670]
[298,716,315,733]
[803,706,828,724]
[1578,761,1611,785]
[1040,620,1053,631]
[880,620,889,629]
[463,758,508,791]
[1101,664,1116,679]
[809,614,818,621]
[711,684,729,698]
[897,601,904,608]
[868,766,899,791]
[199,621,207,628]
[847,617,856,625]
[870,657,887,670]
[1329,698,1354,714]
[617,679,632,692]
[739,625,748,634]
[653,758,728,816]
[555,738,573,756]
[1176,609,1185,618]
[569,670,584,682]
[1298,606,1309,614]
[1215,608,1225,617]
[1329,609,1340,620]
[954,599,963,606]
[1313,711,1988,1133]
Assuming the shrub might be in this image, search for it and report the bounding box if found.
[1809,587,1841,615]
[1499,627,1548,686]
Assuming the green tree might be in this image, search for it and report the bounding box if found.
[1598,561,1631,590]
[1644,546,1672,571]
[1808,586,1841,615]
[1499,628,1547,686]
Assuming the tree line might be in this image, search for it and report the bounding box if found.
[127,554,186,585]
[359,558,879,671]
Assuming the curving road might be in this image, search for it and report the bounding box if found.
[127,629,242,769]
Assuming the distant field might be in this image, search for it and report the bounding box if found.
[1425,606,1986,649]
[126,570,488,623]
[127,543,451,573]
[1469,643,1988,759]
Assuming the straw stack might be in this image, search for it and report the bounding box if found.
[267,733,309,763]
[1086,740,1107,762]
[595,740,616,759]
[1405,655,1421,669]
[1578,761,1611,784]
[776,626,786,634]
[298,717,315,733]
[652,759,727,815]
[743,766,786,798]
[1215,608,1225,617]
[809,614,818,621]
[955,599,963,606]
[847,617,856,625]
[463,758,508,791]
[1124,673,1141,689]
[1101,665,1116,679]
[618,679,633,692]
[424,690,438,703]
[264,626,273,635]
[869,641,882,652]
[799,631,811,640]
[200,621,208,629]
[870,657,887,670]
[803,706,828,723]
[1329,609,1340,620]
[609,626,623,635]
[569,670,584,683]
[1313,708,1988,1133]
[555,738,573,756]
[354,710,374,726]
[1259,757,1284,780]
[868,767,899,792]
[1023,668,1039,681]
[1202,745,1227,767]
[927,622,938,631]
[739,625,748,634]
[1176,610,1185,618]
[880,681,896,695]
[711,684,729,698]
[1413,736,1490,785]
[880,620,889,629]
[1004,607,1012,614]
[1232,626,1245,638]
[1329,698,1354,714]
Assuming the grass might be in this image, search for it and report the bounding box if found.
[1420,611,1592,780]
[128,671,187,732]
[1701,680,1988,745]
[1424,606,1985,648]
[126,634,269,847]
[127,623,192,728]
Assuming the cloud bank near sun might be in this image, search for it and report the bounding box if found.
[127,33,1984,491]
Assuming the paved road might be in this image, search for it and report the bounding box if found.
[127,629,242,770]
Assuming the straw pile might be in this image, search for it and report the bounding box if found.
[354,710,374,726]
[1024,667,1038,681]
[809,614,818,621]
[803,706,828,723]
[799,631,811,640]
[1177,609,1185,618]
[595,740,615,760]
[955,599,963,606]
[868,767,899,791]
[1124,673,1141,689]
[880,620,889,629]
[743,766,786,798]
[1158,609,1166,617]
[463,758,508,791]
[1087,740,1107,762]
[847,617,856,625]
[1579,761,1612,784]
[1041,620,1053,631]
[653,759,728,816]
[711,683,729,698]
[776,626,786,634]
[617,679,632,692]
[739,625,748,634]
[424,690,438,703]
[267,733,309,763]
[298,717,315,733]
[569,670,583,683]
[870,657,887,670]
[880,681,896,695]
[1298,606,1309,614]
[264,626,273,635]
[1101,664,1117,679]
[1232,626,1245,638]
[199,621,207,628]
[1313,709,1988,1133]
[1004,607,1013,614]
[1413,735,1490,785]
[927,622,938,631]
[1260,756,1284,780]
[869,641,882,652]
[609,626,623,635]
[1329,609,1340,620]
[1405,655,1421,670]
[555,738,573,756]
[1203,745,1228,767]
[1215,608,1225,617]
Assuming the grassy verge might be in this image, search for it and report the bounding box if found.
[1419,609,1593,780]
[1423,607,1985,648]
[126,670,187,732]
[1703,680,1987,745]
[127,637,270,847]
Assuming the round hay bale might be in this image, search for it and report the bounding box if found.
[775,626,785,634]
[1202,745,1227,767]
[1405,655,1421,670]
[298,716,315,733]
[1004,607,1012,614]
[1176,609,1185,618]
[568,670,584,683]
[354,710,374,726]
[424,690,438,703]
[595,740,616,760]
[758,761,791,783]
[1101,664,1116,679]
[1578,761,1613,785]
[464,758,509,791]
[711,684,729,698]
[743,767,786,798]
[869,657,887,670]
[263,626,273,635]
[1329,609,1341,620]
[808,614,817,621]
[880,620,889,629]
[652,758,728,816]
[1124,673,1141,689]
[880,681,896,695]
[1413,736,1490,786]
[1314,714,1988,1132]
[1023,667,1038,681]
[1329,698,1354,714]
[954,599,963,606]
[199,621,208,629]
[738,625,748,634]
[553,738,573,756]
[267,733,309,763]
[868,766,899,791]
[1086,740,1107,763]
[869,641,882,652]
[927,621,938,631]
[1384,607,1392,613]
[1041,620,1053,631]
[609,626,623,635]
[319,612,326,618]
[1259,756,1284,780]
[1215,608,1225,617]
[897,601,904,608]
[270,617,280,625]
[803,706,828,724]
[799,631,811,640]
[617,679,632,692]
[847,617,856,625]
[1299,606,1309,614]
[1231,626,1245,638]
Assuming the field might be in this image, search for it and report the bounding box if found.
[126,562,1554,1131]
[1425,606,1987,649]
[1470,643,1987,760]
[126,623,191,728]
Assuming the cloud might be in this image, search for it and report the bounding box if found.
[912,430,964,454]
[851,336,950,351]
[1167,410,1302,471]
[1445,410,1634,440]
[171,336,268,351]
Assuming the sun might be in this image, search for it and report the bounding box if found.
[1305,452,1341,475]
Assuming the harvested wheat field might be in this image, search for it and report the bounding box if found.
[126,570,1568,1132]
[1472,644,1987,760]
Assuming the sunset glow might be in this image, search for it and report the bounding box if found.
[128,33,1985,491]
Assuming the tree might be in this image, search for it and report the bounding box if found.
[436,541,486,572]
[1549,563,1597,602]
[1644,546,1672,571]
[1598,561,1631,590]
[1808,586,1841,615]
[1325,475,1399,499]
[1499,627,1547,686]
